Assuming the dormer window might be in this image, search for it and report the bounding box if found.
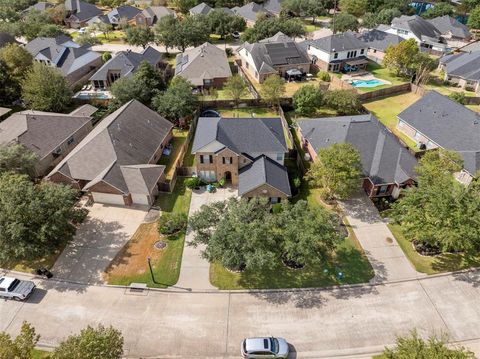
[334,52,338,59]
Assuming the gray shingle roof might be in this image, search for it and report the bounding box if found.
[307,31,367,53]
[357,29,404,52]
[398,91,480,175]
[440,51,480,81]
[239,32,310,74]
[428,15,471,40]
[65,0,102,22]
[89,46,162,82]
[263,0,283,15]
[0,108,94,158]
[298,115,417,185]
[232,2,270,22]
[175,42,232,86]
[191,117,287,155]
[48,100,173,194]
[189,2,212,15]
[141,6,176,24]
[107,5,141,23]
[459,40,480,53]
[22,2,54,15]
[238,155,291,196]
[391,15,441,41]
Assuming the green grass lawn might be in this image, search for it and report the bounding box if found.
[182,135,196,167]
[105,178,192,288]
[425,71,477,98]
[388,224,480,275]
[32,349,50,358]
[356,63,409,93]
[363,92,421,151]
[302,18,322,33]
[218,107,278,118]
[210,178,374,289]
[0,244,66,274]
[199,89,254,101]
[95,30,125,44]
[158,129,188,180]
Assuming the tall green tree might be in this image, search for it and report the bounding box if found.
[223,74,248,108]
[330,13,359,33]
[125,26,154,48]
[154,15,178,52]
[207,9,246,39]
[339,0,368,17]
[324,89,360,115]
[21,9,63,41]
[172,0,197,13]
[0,144,38,178]
[152,77,198,123]
[241,16,305,42]
[306,143,363,200]
[260,74,286,109]
[422,2,454,19]
[176,15,210,52]
[0,43,33,83]
[292,84,323,117]
[0,60,18,104]
[0,322,39,359]
[383,330,475,358]
[468,5,480,29]
[21,63,72,112]
[53,325,124,359]
[0,172,79,263]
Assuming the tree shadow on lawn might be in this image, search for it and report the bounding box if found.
[430,252,480,275]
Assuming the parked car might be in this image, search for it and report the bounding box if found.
[231,31,240,39]
[0,276,35,301]
[241,337,289,358]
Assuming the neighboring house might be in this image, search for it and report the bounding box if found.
[191,117,291,202]
[21,2,54,16]
[175,42,232,89]
[304,32,369,72]
[237,32,310,83]
[89,46,163,89]
[357,29,404,63]
[232,2,272,27]
[64,0,103,28]
[0,105,97,176]
[428,15,471,48]
[25,35,102,85]
[397,91,480,184]
[384,15,447,54]
[189,2,212,15]
[297,115,417,199]
[135,6,176,27]
[90,5,141,26]
[438,51,480,94]
[0,32,16,48]
[263,0,284,16]
[47,100,174,206]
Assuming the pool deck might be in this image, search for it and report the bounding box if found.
[341,73,391,87]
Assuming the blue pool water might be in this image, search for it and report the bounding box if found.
[350,79,383,88]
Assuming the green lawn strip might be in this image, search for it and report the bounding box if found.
[32,349,51,358]
[182,135,196,167]
[218,107,278,118]
[388,224,480,275]
[210,178,374,289]
[199,89,254,101]
[95,30,125,44]
[363,93,421,151]
[158,129,188,180]
[0,243,66,274]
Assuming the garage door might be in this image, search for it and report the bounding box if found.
[131,194,150,206]
[92,192,125,205]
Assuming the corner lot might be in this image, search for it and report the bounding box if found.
[51,203,148,284]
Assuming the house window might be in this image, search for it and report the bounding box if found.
[414,131,422,140]
[373,49,377,53]
[200,155,204,164]
[353,50,357,57]
[334,52,338,59]
[204,79,212,85]
[222,157,232,164]
[361,49,365,55]
[276,153,283,161]
[67,136,75,146]
[378,185,389,194]
[246,62,249,69]
[209,155,213,163]
[199,170,216,182]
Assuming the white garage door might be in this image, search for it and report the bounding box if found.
[92,192,125,205]
[131,194,150,206]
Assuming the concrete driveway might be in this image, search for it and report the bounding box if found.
[176,187,238,290]
[51,203,148,284]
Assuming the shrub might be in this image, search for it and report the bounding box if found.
[158,212,188,236]
[449,91,466,105]
[317,71,330,82]
[293,176,301,189]
[225,47,233,57]
[184,177,201,189]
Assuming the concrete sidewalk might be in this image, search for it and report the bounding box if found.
[175,187,238,291]
[340,194,422,283]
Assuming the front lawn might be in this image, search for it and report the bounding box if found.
[158,129,188,180]
[388,224,480,275]
[218,107,278,118]
[104,178,192,288]
[0,244,66,274]
[363,92,421,151]
[32,349,50,358]
[210,179,374,289]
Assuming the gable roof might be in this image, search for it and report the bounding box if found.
[65,0,102,22]
[391,15,441,41]
[307,31,366,53]
[189,2,212,15]
[239,32,310,74]
[25,36,101,77]
[140,6,176,23]
[192,117,287,154]
[175,42,232,86]
[239,155,291,196]
[107,5,141,23]
[298,115,418,185]
[398,91,480,175]
[89,46,162,82]
[0,107,95,159]
[428,15,471,40]
[357,29,404,52]
[22,2,54,15]
[232,2,270,22]
[440,51,480,81]
[48,100,173,194]
[263,0,284,15]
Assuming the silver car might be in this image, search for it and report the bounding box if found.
[0,276,35,301]
[241,337,289,358]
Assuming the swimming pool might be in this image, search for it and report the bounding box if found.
[350,79,384,88]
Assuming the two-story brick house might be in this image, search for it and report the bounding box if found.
[191,117,291,202]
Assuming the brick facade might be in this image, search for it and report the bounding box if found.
[242,183,289,201]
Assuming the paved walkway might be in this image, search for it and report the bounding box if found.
[51,203,148,284]
[176,187,238,290]
[2,270,480,358]
[340,193,422,283]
